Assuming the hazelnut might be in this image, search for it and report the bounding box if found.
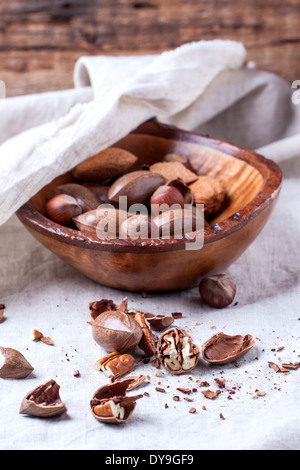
[54,183,100,212]
[150,185,184,216]
[92,311,143,352]
[46,194,82,226]
[19,380,67,417]
[199,274,236,308]
[157,327,200,375]
[166,178,194,205]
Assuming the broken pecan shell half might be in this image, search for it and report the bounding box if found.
[157,327,200,375]
[134,312,156,357]
[19,380,67,417]
[202,332,255,365]
[90,378,143,424]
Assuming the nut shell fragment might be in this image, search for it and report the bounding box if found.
[144,313,174,331]
[157,327,200,375]
[0,347,34,379]
[19,380,67,417]
[89,297,128,321]
[202,332,255,365]
[189,176,225,215]
[134,312,156,357]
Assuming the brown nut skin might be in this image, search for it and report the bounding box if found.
[19,380,67,417]
[72,147,138,182]
[157,327,200,375]
[134,312,156,357]
[46,194,82,226]
[189,176,225,215]
[95,351,135,378]
[90,378,143,424]
[108,171,165,206]
[54,183,100,212]
[0,347,34,379]
[202,332,255,365]
[92,311,143,353]
[199,274,236,308]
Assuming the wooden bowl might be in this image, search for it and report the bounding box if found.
[16,120,282,292]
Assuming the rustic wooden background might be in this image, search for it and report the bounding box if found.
[0,0,299,97]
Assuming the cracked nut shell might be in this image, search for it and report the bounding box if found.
[157,327,200,375]
[92,311,143,352]
[202,332,255,364]
[90,378,143,424]
[134,312,156,357]
[95,351,135,378]
[19,380,67,417]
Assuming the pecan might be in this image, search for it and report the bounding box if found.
[95,351,135,378]
[157,327,200,375]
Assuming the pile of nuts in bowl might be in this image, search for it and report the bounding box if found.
[45,147,227,240]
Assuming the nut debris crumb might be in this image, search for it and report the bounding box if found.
[201,389,221,400]
[155,387,166,393]
[250,390,266,399]
[220,413,225,420]
[176,387,192,394]
[0,311,4,322]
[189,407,197,414]
[73,370,80,377]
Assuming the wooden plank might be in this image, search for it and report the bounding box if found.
[0,0,299,96]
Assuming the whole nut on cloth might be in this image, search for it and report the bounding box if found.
[0,346,34,379]
[90,378,143,424]
[199,274,236,308]
[95,351,135,378]
[19,380,67,417]
[92,311,143,352]
[157,327,200,374]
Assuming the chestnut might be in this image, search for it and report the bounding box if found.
[199,274,236,308]
[46,194,82,226]
[92,311,143,352]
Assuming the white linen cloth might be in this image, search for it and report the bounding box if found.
[0,40,299,450]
